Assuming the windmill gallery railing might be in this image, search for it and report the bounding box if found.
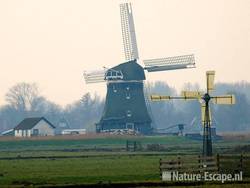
[159,154,250,181]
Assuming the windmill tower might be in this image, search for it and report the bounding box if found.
[151,71,236,156]
[84,3,195,134]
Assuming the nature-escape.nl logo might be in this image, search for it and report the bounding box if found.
[162,171,243,183]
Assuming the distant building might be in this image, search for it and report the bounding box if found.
[1,129,14,136]
[55,118,70,135]
[61,129,86,135]
[14,117,55,137]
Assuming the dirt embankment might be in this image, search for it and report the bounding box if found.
[220,132,250,141]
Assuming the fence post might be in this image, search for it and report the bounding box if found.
[240,153,243,172]
[159,158,162,178]
[198,155,201,171]
[177,156,181,171]
[216,154,220,173]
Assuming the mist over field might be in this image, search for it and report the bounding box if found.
[1,81,249,133]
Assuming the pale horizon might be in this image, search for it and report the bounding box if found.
[0,0,250,106]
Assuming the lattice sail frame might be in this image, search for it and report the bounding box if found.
[206,71,215,94]
[83,70,106,84]
[144,54,195,72]
[83,3,196,84]
[120,3,139,61]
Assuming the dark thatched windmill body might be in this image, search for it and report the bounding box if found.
[151,71,236,156]
[83,3,195,134]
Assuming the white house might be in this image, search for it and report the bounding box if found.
[14,117,55,137]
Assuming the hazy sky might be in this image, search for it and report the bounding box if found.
[0,0,250,106]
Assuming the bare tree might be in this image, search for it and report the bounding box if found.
[182,82,201,91]
[5,82,39,112]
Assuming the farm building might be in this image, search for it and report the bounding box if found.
[14,117,55,137]
[55,118,70,135]
[61,129,86,135]
[1,129,14,136]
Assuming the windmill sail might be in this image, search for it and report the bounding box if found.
[144,54,195,72]
[83,70,106,84]
[181,91,203,99]
[206,71,215,94]
[201,103,211,124]
[120,3,139,61]
[212,95,236,104]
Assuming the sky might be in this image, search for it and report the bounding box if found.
[0,0,250,106]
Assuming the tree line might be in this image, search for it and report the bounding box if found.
[0,81,249,133]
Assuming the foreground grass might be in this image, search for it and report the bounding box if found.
[169,185,250,188]
[1,155,249,187]
[0,155,161,185]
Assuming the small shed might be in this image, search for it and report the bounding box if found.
[14,117,55,137]
[55,118,70,135]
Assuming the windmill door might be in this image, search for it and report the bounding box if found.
[126,123,134,130]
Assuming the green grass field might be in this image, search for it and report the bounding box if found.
[0,155,161,185]
[0,135,249,187]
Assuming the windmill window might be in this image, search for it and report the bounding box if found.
[113,85,117,93]
[127,110,132,117]
[105,70,123,80]
[126,93,130,99]
[106,72,111,77]
[126,86,130,99]
[117,71,123,79]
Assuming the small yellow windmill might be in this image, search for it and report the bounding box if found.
[151,71,235,156]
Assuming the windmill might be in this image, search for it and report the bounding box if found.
[151,71,235,156]
[83,2,195,134]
